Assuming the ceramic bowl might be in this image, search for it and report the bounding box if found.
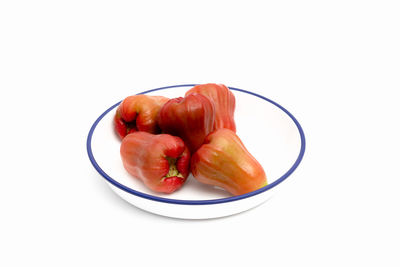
[87,84,305,219]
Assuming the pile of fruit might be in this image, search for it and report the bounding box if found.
[114,83,267,196]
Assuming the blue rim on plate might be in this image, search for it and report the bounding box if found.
[87,84,306,205]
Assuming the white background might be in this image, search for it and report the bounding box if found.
[1,0,399,266]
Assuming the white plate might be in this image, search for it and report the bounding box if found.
[87,84,305,219]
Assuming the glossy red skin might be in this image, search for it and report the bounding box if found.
[191,129,267,196]
[120,132,190,194]
[185,83,236,132]
[158,93,215,153]
[114,107,137,139]
[114,95,169,139]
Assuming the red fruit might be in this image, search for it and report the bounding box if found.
[158,93,215,153]
[120,132,190,194]
[114,95,169,139]
[185,83,236,132]
[191,129,267,196]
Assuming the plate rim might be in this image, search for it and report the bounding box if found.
[86,84,306,205]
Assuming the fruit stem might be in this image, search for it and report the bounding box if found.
[165,157,184,178]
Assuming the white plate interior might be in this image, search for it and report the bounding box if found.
[91,86,302,200]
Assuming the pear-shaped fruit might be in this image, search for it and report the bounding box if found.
[191,129,267,195]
